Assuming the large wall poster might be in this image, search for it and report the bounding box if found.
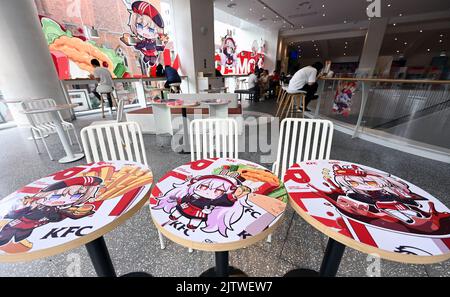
[215,28,266,75]
[37,0,179,79]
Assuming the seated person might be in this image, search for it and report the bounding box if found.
[259,69,270,98]
[247,69,260,102]
[269,70,280,97]
[164,65,182,89]
[90,59,114,109]
[287,62,323,111]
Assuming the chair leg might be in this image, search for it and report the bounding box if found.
[39,130,54,161]
[158,231,166,250]
[30,128,41,154]
[302,95,306,118]
[275,92,287,117]
[100,94,105,118]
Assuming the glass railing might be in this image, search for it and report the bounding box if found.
[312,77,450,162]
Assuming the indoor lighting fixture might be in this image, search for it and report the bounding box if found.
[396,50,400,53]
[387,3,391,7]
[322,13,326,17]
[404,42,407,45]
[394,37,398,41]
[419,30,423,33]
[399,13,402,16]
[393,23,396,26]
[439,39,443,43]
[427,48,431,52]
[344,20,347,24]
[322,4,325,8]
[440,34,444,37]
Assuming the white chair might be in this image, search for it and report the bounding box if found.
[187,118,238,252]
[22,98,82,161]
[267,118,334,242]
[90,98,126,126]
[189,118,239,161]
[80,122,166,250]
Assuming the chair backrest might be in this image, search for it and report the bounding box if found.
[189,118,238,161]
[116,99,126,123]
[273,118,334,178]
[22,98,61,126]
[80,121,148,165]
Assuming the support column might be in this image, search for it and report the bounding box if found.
[357,18,388,77]
[171,0,215,93]
[0,0,69,125]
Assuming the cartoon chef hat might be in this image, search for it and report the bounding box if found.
[43,176,103,192]
[132,1,164,29]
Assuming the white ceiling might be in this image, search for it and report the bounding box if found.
[214,0,450,31]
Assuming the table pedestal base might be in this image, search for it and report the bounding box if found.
[200,251,248,277]
[58,153,85,164]
[86,236,152,277]
[283,238,345,277]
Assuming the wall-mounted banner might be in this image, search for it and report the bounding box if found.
[333,81,356,116]
[215,31,265,75]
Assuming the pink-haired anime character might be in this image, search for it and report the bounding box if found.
[152,175,251,237]
[309,164,450,234]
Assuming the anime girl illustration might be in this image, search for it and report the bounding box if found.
[153,175,251,237]
[333,81,356,116]
[0,177,102,246]
[309,164,450,235]
[121,1,165,66]
[220,32,237,67]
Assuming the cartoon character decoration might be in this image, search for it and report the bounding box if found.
[153,175,252,237]
[219,30,237,67]
[309,164,450,235]
[333,81,356,116]
[121,1,166,67]
[0,177,101,246]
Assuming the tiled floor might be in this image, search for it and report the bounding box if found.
[0,98,449,277]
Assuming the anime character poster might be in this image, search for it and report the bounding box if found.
[285,160,450,256]
[215,30,265,75]
[0,161,152,257]
[332,81,356,116]
[121,1,167,68]
[150,159,287,244]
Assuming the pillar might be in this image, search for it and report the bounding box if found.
[0,0,69,125]
[171,0,215,93]
[357,18,388,77]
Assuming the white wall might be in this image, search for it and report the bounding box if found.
[214,9,279,72]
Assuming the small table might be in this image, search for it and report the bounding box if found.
[0,161,153,276]
[150,158,287,277]
[203,99,231,118]
[284,160,450,277]
[23,104,84,163]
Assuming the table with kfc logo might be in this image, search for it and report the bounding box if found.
[150,158,287,277]
[283,160,450,277]
[0,161,153,277]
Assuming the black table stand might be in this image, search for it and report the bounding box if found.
[284,238,346,277]
[200,251,247,277]
[177,107,190,154]
[86,236,152,277]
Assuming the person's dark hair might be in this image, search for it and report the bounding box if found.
[311,61,323,72]
[91,59,100,67]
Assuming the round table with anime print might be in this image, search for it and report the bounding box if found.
[0,161,153,277]
[149,158,288,277]
[283,160,450,277]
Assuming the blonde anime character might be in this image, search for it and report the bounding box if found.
[121,1,165,66]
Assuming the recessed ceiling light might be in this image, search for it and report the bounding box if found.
[419,30,423,33]
[396,50,400,53]
[399,13,402,17]
[249,8,252,11]
[394,37,398,41]
[345,41,348,44]
[393,23,396,26]
[263,6,266,9]
[404,42,407,45]
[322,4,325,8]
[440,34,444,37]
[387,3,391,7]
[344,53,346,56]
[344,20,347,24]
[427,48,431,52]
[344,46,347,49]
[322,13,326,17]
[439,39,443,43]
